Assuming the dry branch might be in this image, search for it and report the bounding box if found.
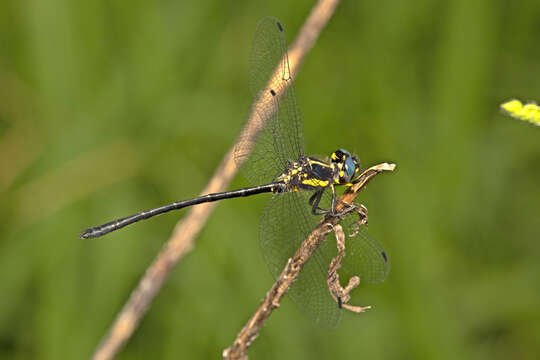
[326,220,372,314]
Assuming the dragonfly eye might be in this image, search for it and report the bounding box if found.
[344,156,356,181]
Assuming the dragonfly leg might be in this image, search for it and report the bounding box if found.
[330,185,358,216]
[309,189,328,215]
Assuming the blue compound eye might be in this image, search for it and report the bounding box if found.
[344,156,356,180]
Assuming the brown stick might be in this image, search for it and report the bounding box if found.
[326,222,371,314]
[91,1,341,359]
[222,162,396,360]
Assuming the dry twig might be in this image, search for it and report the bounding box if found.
[91,1,341,359]
[223,162,396,360]
[326,210,372,313]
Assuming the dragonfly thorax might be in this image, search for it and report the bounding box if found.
[277,156,334,192]
[275,150,360,193]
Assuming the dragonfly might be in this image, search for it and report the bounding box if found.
[79,17,389,329]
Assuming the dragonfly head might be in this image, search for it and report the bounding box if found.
[330,149,360,185]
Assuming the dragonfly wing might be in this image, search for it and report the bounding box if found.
[259,191,341,329]
[338,215,390,284]
[234,17,304,185]
[318,191,390,284]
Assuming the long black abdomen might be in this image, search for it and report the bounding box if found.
[79,183,278,239]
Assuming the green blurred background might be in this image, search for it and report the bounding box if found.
[1,0,539,359]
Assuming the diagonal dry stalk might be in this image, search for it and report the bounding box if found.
[222,162,396,360]
[91,1,341,359]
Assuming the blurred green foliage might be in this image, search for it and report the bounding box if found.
[1,0,539,359]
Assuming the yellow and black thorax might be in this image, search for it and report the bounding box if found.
[275,149,360,193]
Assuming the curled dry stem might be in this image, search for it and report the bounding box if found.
[326,207,371,313]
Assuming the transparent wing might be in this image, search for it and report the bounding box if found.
[337,215,390,284]
[259,191,341,329]
[234,17,304,185]
[318,192,390,284]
